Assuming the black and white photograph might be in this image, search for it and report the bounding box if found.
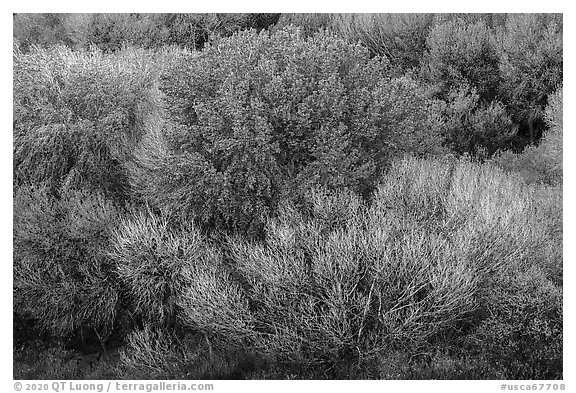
[9,8,566,388]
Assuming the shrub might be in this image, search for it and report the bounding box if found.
[228,179,476,365]
[117,326,191,379]
[13,45,160,201]
[467,265,562,379]
[176,251,255,346]
[495,14,562,143]
[15,13,281,52]
[77,13,216,51]
[228,156,561,375]
[381,157,562,379]
[433,13,508,30]
[541,86,563,176]
[273,14,334,37]
[118,325,262,379]
[109,210,205,327]
[59,14,184,51]
[132,27,442,235]
[332,13,435,73]
[13,13,72,51]
[13,186,121,340]
[421,18,500,102]
[131,13,280,50]
[492,87,563,185]
[428,85,515,156]
[110,209,255,345]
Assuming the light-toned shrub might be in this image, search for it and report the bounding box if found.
[332,13,435,73]
[110,209,255,344]
[228,156,561,376]
[177,257,255,345]
[118,326,192,379]
[118,325,262,379]
[110,210,205,327]
[13,45,162,201]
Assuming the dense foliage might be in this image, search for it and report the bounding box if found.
[14,13,280,52]
[493,87,563,185]
[422,19,500,101]
[13,15,562,380]
[13,45,165,201]
[14,187,121,339]
[131,28,442,235]
[332,14,435,73]
[495,14,563,143]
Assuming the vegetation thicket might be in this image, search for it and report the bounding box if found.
[130,27,444,236]
[13,45,168,201]
[493,87,563,185]
[495,14,563,144]
[14,13,281,52]
[13,15,562,380]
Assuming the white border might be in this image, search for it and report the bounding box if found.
[2,4,573,392]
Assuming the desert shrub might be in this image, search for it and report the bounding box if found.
[117,327,191,379]
[110,209,255,345]
[492,87,563,185]
[433,13,508,29]
[13,45,161,201]
[467,265,562,379]
[132,27,442,235]
[421,18,500,102]
[15,13,281,52]
[77,13,215,51]
[13,13,72,51]
[381,157,562,379]
[13,186,121,340]
[419,17,522,156]
[123,13,279,50]
[541,86,563,177]
[332,13,435,73]
[428,85,515,155]
[176,253,255,346]
[111,209,262,378]
[228,156,561,375]
[57,14,179,51]
[273,14,335,37]
[228,181,476,365]
[109,210,204,328]
[495,14,562,143]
